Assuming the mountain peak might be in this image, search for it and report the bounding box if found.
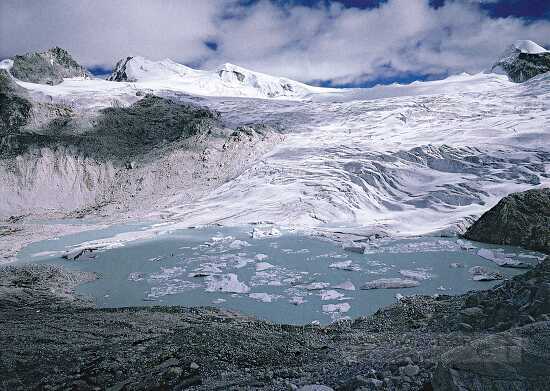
[9,47,90,85]
[492,40,550,83]
[511,40,548,54]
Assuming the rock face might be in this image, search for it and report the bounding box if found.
[10,47,91,85]
[464,188,550,254]
[107,56,134,81]
[0,69,32,134]
[432,321,550,391]
[492,40,550,83]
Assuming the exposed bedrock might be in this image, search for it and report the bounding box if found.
[0,94,283,218]
[464,188,550,254]
[10,47,91,85]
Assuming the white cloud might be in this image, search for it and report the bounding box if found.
[1,0,550,85]
[0,0,222,69]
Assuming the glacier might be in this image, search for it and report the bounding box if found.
[1,45,549,257]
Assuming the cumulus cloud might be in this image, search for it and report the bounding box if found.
[0,0,221,69]
[1,0,550,85]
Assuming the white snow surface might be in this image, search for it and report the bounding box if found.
[107,56,330,99]
[4,58,550,247]
[512,40,548,54]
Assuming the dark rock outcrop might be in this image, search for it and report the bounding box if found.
[492,41,550,83]
[10,47,91,85]
[464,188,550,254]
[0,69,32,134]
[0,94,221,161]
[432,321,550,391]
[108,56,135,82]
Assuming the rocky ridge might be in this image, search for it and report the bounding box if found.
[464,187,550,253]
[10,47,91,85]
[492,40,550,83]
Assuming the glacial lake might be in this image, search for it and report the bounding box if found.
[17,224,544,325]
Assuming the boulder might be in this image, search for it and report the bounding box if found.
[464,188,550,254]
[433,321,550,391]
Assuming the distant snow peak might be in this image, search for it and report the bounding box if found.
[108,56,196,82]
[107,56,319,99]
[512,40,548,54]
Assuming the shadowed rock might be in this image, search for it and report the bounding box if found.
[464,188,550,254]
[10,47,91,85]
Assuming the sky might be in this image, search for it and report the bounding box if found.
[1,0,549,87]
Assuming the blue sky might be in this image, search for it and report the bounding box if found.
[1,0,550,87]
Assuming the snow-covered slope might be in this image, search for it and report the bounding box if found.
[2,45,549,244]
[510,40,548,54]
[107,56,326,99]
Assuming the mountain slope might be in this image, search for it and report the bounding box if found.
[107,56,325,99]
[492,40,550,83]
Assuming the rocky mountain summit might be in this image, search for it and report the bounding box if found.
[464,188,550,254]
[492,40,550,82]
[9,47,91,85]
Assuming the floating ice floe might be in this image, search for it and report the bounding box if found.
[301,282,331,290]
[468,266,504,281]
[210,235,233,243]
[319,290,345,301]
[329,260,361,272]
[322,302,351,315]
[229,240,251,249]
[148,266,186,280]
[254,253,269,261]
[212,298,226,304]
[249,292,281,303]
[456,239,477,250]
[193,263,225,274]
[477,248,531,268]
[332,281,356,291]
[128,272,145,281]
[361,278,420,290]
[289,296,306,305]
[449,262,465,268]
[251,227,281,239]
[255,262,275,271]
[147,280,201,298]
[399,269,433,281]
[205,273,250,293]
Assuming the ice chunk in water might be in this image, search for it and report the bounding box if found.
[319,290,345,301]
[206,273,250,293]
[229,240,251,249]
[361,278,419,289]
[332,281,356,291]
[251,227,281,239]
[256,262,275,271]
[249,292,281,302]
[329,260,361,271]
[322,303,351,314]
[399,269,432,281]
